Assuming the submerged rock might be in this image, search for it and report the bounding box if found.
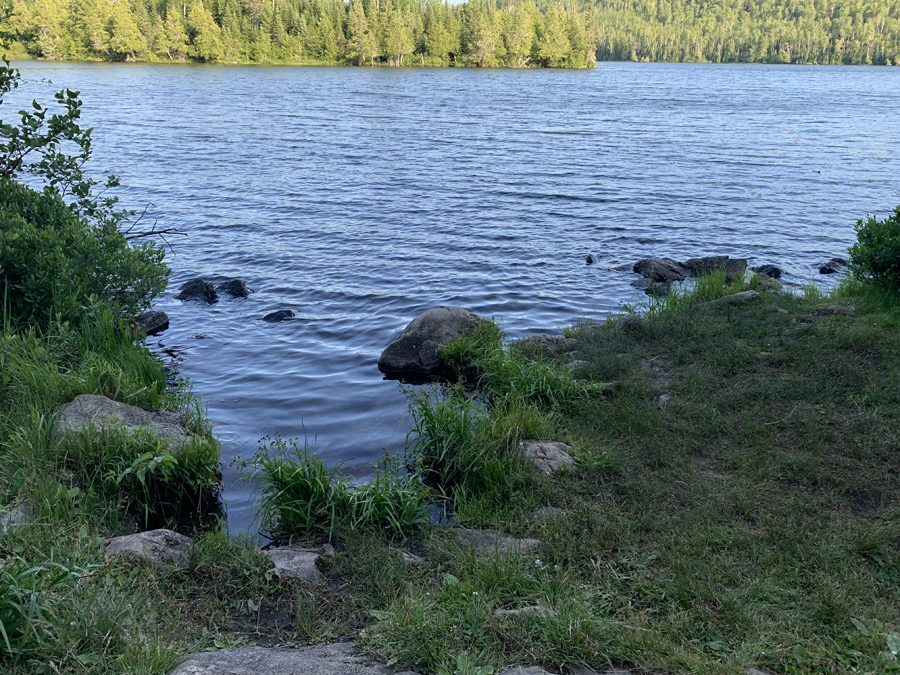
[819,258,847,274]
[53,394,192,450]
[136,310,169,336]
[453,528,540,556]
[168,642,412,675]
[520,440,575,475]
[585,253,597,264]
[216,278,251,297]
[378,306,479,376]
[633,258,687,282]
[104,529,192,567]
[683,255,748,282]
[263,309,296,322]
[752,264,783,279]
[176,278,218,303]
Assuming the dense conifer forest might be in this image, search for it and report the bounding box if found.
[0,0,897,67]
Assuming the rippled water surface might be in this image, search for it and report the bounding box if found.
[12,62,900,533]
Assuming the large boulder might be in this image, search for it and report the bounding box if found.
[682,256,748,282]
[104,529,192,567]
[176,278,218,303]
[632,258,687,282]
[53,394,192,450]
[169,642,414,675]
[136,311,169,336]
[378,306,479,375]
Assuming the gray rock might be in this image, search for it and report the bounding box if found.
[633,258,687,282]
[216,278,251,297]
[494,605,557,619]
[819,257,847,274]
[710,291,761,305]
[658,393,672,408]
[104,529,192,566]
[378,306,479,375]
[614,314,645,332]
[169,642,397,675]
[752,264,783,279]
[565,360,588,370]
[533,506,567,519]
[610,262,634,272]
[176,278,218,303]
[389,547,424,565]
[0,503,32,533]
[265,544,333,583]
[585,254,597,264]
[501,668,554,675]
[136,311,169,336]
[757,272,782,290]
[520,440,575,475]
[827,304,856,315]
[263,309,296,322]
[53,394,192,450]
[682,255,748,282]
[569,668,633,675]
[454,529,540,556]
[518,334,577,351]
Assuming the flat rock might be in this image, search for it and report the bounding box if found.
[378,306,480,375]
[53,394,192,450]
[518,334,577,351]
[454,528,540,556]
[265,544,333,582]
[501,668,554,675]
[136,311,169,336]
[827,304,856,315]
[263,309,296,322]
[0,503,32,532]
[682,255,747,282]
[614,314,644,332]
[710,290,761,305]
[104,529,192,566]
[169,642,401,675]
[752,264,783,279]
[520,440,575,475]
[389,547,424,565]
[633,257,687,282]
[494,605,557,619]
[176,278,218,303]
[566,359,588,370]
[533,506,567,519]
[216,278,251,297]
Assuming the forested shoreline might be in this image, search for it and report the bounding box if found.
[0,0,898,68]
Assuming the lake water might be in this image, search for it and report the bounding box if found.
[10,62,900,534]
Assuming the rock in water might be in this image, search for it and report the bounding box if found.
[263,309,296,322]
[53,394,192,450]
[633,258,687,282]
[378,306,479,376]
[519,440,575,475]
[752,264,783,279]
[216,278,251,297]
[176,278,218,303]
[104,529,192,567]
[136,311,169,336]
[168,642,413,675]
[682,256,748,282]
[819,258,847,274]
[585,253,596,264]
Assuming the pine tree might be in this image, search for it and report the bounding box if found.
[187,1,224,61]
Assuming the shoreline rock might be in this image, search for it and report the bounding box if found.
[136,310,169,336]
[378,306,479,376]
[104,529,192,567]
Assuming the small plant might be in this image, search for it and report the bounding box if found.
[244,436,429,540]
[849,206,900,288]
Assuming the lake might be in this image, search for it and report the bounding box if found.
[10,61,900,534]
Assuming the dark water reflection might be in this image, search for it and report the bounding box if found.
[11,62,900,533]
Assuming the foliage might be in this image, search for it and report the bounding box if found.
[0,558,76,656]
[245,436,430,540]
[849,205,900,288]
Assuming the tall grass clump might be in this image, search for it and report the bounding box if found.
[245,436,429,541]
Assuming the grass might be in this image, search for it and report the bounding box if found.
[3,272,900,674]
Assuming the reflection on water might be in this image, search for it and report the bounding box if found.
[10,61,900,533]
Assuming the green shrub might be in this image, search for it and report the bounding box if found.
[0,178,168,327]
[849,206,900,288]
[245,436,429,541]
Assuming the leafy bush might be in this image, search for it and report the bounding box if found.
[0,60,169,327]
[245,436,430,540]
[849,206,900,288]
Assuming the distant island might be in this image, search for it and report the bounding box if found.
[1,0,898,67]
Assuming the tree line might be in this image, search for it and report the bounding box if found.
[0,0,897,66]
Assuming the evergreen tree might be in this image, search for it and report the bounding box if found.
[187,1,224,61]
[108,0,147,60]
